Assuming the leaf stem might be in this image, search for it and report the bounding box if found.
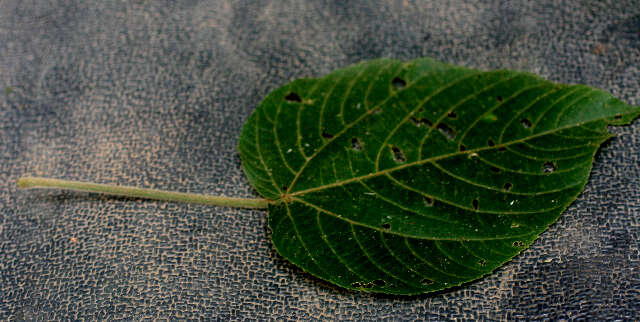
[17,177,270,209]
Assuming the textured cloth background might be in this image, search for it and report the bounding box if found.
[1,0,639,320]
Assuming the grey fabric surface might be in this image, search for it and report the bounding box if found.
[1,0,639,320]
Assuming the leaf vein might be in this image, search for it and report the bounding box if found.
[293,198,543,240]
[350,224,416,287]
[358,180,459,224]
[274,95,297,175]
[458,82,552,145]
[498,86,582,144]
[375,71,486,170]
[315,211,371,282]
[286,67,473,193]
[434,240,485,274]
[404,238,468,279]
[255,109,283,194]
[432,160,587,196]
[384,173,567,215]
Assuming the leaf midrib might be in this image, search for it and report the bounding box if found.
[287,113,626,198]
[291,196,544,241]
[281,66,613,199]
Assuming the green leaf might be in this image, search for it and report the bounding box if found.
[238,57,640,295]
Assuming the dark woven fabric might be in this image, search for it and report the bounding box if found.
[1,1,639,320]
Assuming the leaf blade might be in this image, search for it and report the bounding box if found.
[240,57,640,294]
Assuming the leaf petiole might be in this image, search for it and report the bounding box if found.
[17,177,270,209]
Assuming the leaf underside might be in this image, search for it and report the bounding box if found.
[239,57,640,295]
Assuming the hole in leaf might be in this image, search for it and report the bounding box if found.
[351,282,362,288]
[498,146,506,152]
[390,145,406,163]
[436,123,456,141]
[459,145,466,152]
[543,162,556,173]
[521,118,532,128]
[490,166,500,173]
[614,114,622,120]
[513,241,525,247]
[472,198,479,210]
[447,111,458,119]
[392,77,406,89]
[496,96,503,102]
[423,196,434,207]
[478,259,487,266]
[285,92,302,102]
[420,278,434,285]
[321,131,333,139]
[410,117,433,127]
[351,138,362,151]
[373,279,386,286]
[381,223,391,229]
[504,182,513,191]
[282,186,288,191]
[488,139,495,147]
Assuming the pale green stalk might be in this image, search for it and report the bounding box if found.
[17,177,270,209]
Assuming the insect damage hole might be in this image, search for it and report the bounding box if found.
[447,111,458,119]
[478,259,487,266]
[420,278,434,285]
[543,162,556,173]
[351,282,362,288]
[392,77,406,89]
[496,96,503,102]
[390,145,406,163]
[521,118,532,129]
[513,241,525,247]
[490,166,500,174]
[321,131,333,139]
[423,196,434,207]
[436,123,456,141]
[472,198,479,210]
[381,223,391,229]
[285,92,302,102]
[410,117,433,127]
[503,182,513,191]
[351,137,363,151]
[372,279,386,287]
[488,139,495,147]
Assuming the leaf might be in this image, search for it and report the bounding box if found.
[238,57,640,295]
